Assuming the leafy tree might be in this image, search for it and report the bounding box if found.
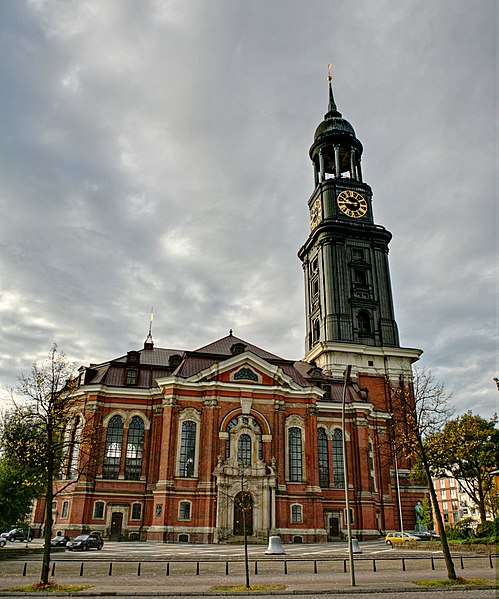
[3,345,98,585]
[0,455,43,531]
[425,412,498,523]
[419,495,433,529]
[392,367,457,580]
[0,408,46,530]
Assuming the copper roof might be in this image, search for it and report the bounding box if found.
[80,334,365,401]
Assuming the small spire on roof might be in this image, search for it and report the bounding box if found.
[144,307,154,350]
[229,328,233,336]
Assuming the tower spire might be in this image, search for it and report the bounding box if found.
[326,62,341,118]
[144,307,154,350]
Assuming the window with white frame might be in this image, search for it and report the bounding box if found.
[291,504,303,523]
[131,503,142,520]
[368,436,377,492]
[288,427,303,482]
[61,501,69,518]
[317,428,329,488]
[237,433,252,466]
[225,415,263,462]
[93,501,105,519]
[125,416,145,480]
[103,415,124,479]
[332,429,345,488]
[67,416,83,479]
[344,507,354,525]
[179,501,191,520]
[179,421,196,477]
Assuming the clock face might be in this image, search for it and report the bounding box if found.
[310,197,322,229]
[337,190,368,218]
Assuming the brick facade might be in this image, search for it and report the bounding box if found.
[32,335,425,543]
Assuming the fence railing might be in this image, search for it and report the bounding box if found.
[15,553,496,578]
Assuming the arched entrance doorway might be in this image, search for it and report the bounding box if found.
[233,492,253,536]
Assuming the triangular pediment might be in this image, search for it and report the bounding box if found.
[184,351,302,390]
[350,258,371,269]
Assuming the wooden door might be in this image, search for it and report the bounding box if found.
[233,492,253,536]
[110,512,123,541]
[329,516,340,538]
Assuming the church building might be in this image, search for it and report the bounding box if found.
[33,74,424,543]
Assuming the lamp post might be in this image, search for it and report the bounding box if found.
[341,365,355,587]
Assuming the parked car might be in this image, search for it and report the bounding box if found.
[66,534,103,551]
[412,531,440,541]
[50,534,71,547]
[384,532,421,545]
[1,528,34,542]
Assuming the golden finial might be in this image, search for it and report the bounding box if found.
[328,62,333,82]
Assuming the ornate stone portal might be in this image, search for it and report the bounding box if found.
[213,415,277,543]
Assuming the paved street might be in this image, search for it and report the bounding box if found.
[0,539,496,597]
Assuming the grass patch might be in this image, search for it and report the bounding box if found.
[413,577,493,588]
[208,583,287,593]
[5,582,91,593]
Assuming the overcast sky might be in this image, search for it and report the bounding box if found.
[0,1,496,419]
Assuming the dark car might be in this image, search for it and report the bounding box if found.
[66,534,103,551]
[1,528,34,542]
[50,534,71,547]
[412,530,440,540]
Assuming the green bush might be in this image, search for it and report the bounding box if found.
[476,520,496,538]
[471,519,498,544]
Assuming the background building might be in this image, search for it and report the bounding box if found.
[33,77,425,543]
[433,476,494,529]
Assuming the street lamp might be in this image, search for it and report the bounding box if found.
[341,365,355,587]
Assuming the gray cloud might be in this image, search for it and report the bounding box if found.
[0,0,496,417]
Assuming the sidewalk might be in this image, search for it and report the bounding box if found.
[0,560,496,595]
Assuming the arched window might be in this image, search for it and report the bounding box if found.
[291,504,303,523]
[131,503,142,520]
[332,429,345,488]
[179,501,191,520]
[318,428,329,488]
[313,318,320,342]
[103,415,124,479]
[179,421,196,477]
[125,416,145,480]
[358,310,372,335]
[288,427,303,482]
[368,436,377,492]
[225,416,263,461]
[237,434,252,466]
[67,416,83,479]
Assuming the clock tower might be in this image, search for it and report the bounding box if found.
[299,72,421,379]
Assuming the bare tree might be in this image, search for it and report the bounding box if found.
[215,460,255,589]
[8,345,98,586]
[392,367,457,581]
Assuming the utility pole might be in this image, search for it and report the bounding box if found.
[341,365,355,587]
